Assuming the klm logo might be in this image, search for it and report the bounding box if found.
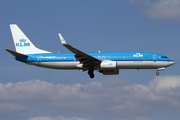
[108,62,113,66]
[16,38,30,47]
[133,53,143,57]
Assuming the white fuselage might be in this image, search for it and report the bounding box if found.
[27,60,175,70]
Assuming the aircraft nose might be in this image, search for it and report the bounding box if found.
[169,61,175,65]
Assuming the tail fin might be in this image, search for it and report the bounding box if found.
[10,24,51,54]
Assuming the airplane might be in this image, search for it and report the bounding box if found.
[6,24,175,78]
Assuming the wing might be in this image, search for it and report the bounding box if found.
[58,33,101,67]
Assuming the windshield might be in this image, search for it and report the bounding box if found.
[162,56,168,58]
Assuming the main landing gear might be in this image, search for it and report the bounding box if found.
[88,68,94,78]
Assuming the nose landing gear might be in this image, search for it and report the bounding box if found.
[156,67,166,76]
[156,71,159,75]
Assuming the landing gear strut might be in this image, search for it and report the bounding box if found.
[88,68,94,78]
[156,71,159,75]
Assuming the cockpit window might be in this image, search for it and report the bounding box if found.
[162,56,168,58]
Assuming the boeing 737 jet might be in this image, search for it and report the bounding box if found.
[6,24,175,78]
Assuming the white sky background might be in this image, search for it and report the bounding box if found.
[1,0,180,120]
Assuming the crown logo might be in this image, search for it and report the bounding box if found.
[133,53,143,57]
[19,38,26,42]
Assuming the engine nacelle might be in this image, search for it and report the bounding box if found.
[99,69,119,75]
[100,60,117,69]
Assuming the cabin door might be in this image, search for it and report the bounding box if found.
[37,56,41,63]
[153,54,157,62]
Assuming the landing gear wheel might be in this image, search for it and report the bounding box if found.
[88,68,94,78]
[89,73,94,78]
[156,71,159,76]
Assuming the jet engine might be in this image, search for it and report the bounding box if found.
[99,69,119,75]
[100,60,117,69]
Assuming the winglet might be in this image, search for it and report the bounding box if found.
[57,33,101,63]
[58,33,67,45]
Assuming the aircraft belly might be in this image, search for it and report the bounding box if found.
[117,61,148,69]
[116,61,169,69]
[27,61,171,70]
[150,61,172,68]
[27,61,80,69]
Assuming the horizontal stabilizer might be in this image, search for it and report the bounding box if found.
[5,49,28,58]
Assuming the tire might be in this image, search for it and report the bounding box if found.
[156,72,159,75]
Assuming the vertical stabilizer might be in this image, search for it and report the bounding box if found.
[10,24,51,54]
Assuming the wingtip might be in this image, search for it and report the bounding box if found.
[10,24,17,27]
[58,33,67,45]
